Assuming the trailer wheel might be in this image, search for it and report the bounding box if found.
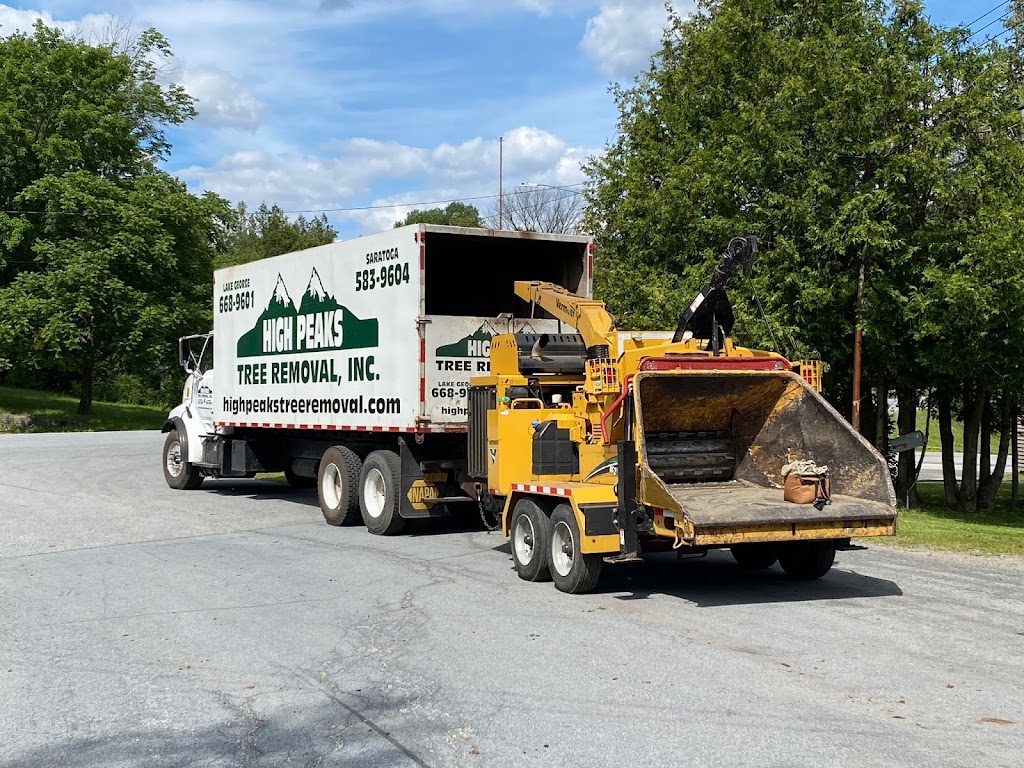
[318,446,362,526]
[730,543,778,570]
[284,463,316,488]
[163,431,203,490]
[359,451,406,536]
[778,541,836,579]
[510,498,552,582]
[549,504,602,594]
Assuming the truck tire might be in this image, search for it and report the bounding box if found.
[730,543,778,570]
[549,504,602,594]
[284,463,316,488]
[778,541,837,579]
[163,430,203,490]
[359,451,406,536]
[510,498,552,582]
[318,446,362,526]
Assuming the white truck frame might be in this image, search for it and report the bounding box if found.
[162,224,593,534]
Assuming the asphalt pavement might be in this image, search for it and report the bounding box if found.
[1,431,1022,768]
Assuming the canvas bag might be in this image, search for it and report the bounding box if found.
[781,460,831,507]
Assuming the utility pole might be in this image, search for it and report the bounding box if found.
[852,258,865,431]
[498,136,503,230]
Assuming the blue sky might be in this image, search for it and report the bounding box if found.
[0,0,1007,239]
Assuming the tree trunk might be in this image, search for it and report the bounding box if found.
[978,386,1012,511]
[938,393,960,507]
[861,379,878,446]
[77,358,94,415]
[875,374,888,454]
[1013,391,1020,514]
[979,396,993,489]
[895,386,920,508]
[959,384,987,513]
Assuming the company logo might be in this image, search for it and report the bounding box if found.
[237,269,379,358]
[435,326,493,358]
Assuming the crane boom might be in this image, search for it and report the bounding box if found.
[513,280,617,354]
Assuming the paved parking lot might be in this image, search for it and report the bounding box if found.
[2,431,1022,767]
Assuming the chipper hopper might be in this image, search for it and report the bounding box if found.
[634,368,898,548]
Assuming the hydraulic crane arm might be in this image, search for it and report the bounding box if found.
[513,280,617,355]
[671,236,757,343]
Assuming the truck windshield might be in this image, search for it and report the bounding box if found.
[199,337,214,373]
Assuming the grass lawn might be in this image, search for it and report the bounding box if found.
[883,481,1024,556]
[0,385,166,432]
[914,410,1003,454]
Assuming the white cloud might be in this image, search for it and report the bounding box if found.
[580,1,693,78]
[177,128,596,236]
[0,4,116,38]
[179,69,266,128]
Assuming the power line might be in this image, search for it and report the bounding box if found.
[1,183,588,219]
[961,0,1012,32]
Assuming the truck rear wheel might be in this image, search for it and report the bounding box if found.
[510,498,552,582]
[163,431,203,490]
[549,504,602,594]
[318,446,362,526]
[359,451,406,536]
[778,541,836,579]
[730,543,778,570]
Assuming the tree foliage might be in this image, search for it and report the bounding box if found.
[394,202,482,228]
[584,0,1024,510]
[0,22,231,413]
[216,202,337,269]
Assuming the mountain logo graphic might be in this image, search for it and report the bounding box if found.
[435,326,493,358]
[237,269,378,358]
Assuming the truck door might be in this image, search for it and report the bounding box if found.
[194,335,215,434]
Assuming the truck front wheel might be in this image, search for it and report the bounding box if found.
[510,498,552,582]
[318,446,362,526]
[778,541,837,579]
[359,451,406,535]
[163,431,203,490]
[549,504,602,594]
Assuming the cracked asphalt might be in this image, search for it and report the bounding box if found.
[1,430,1022,767]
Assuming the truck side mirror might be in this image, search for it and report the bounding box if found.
[179,338,195,373]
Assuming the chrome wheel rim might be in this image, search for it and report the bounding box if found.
[363,468,386,519]
[322,463,342,509]
[166,441,184,478]
[513,514,536,566]
[551,520,574,577]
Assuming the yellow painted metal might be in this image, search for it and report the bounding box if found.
[682,520,896,547]
[407,480,440,511]
[501,482,619,554]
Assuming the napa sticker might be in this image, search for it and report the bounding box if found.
[237,269,379,358]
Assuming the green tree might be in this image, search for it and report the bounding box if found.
[216,202,337,269]
[584,0,1024,511]
[394,202,482,227]
[0,23,231,413]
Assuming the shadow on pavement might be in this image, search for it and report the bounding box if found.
[7,694,440,768]
[490,544,902,607]
[203,479,320,507]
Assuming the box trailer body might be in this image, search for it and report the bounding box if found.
[162,225,592,532]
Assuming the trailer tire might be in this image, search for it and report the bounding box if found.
[163,431,203,490]
[778,541,836,579]
[359,451,406,536]
[284,463,316,488]
[318,446,362,526]
[730,543,778,570]
[549,504,602,594]
[510,498,552,582]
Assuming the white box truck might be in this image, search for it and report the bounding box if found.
[162,224,593,534]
